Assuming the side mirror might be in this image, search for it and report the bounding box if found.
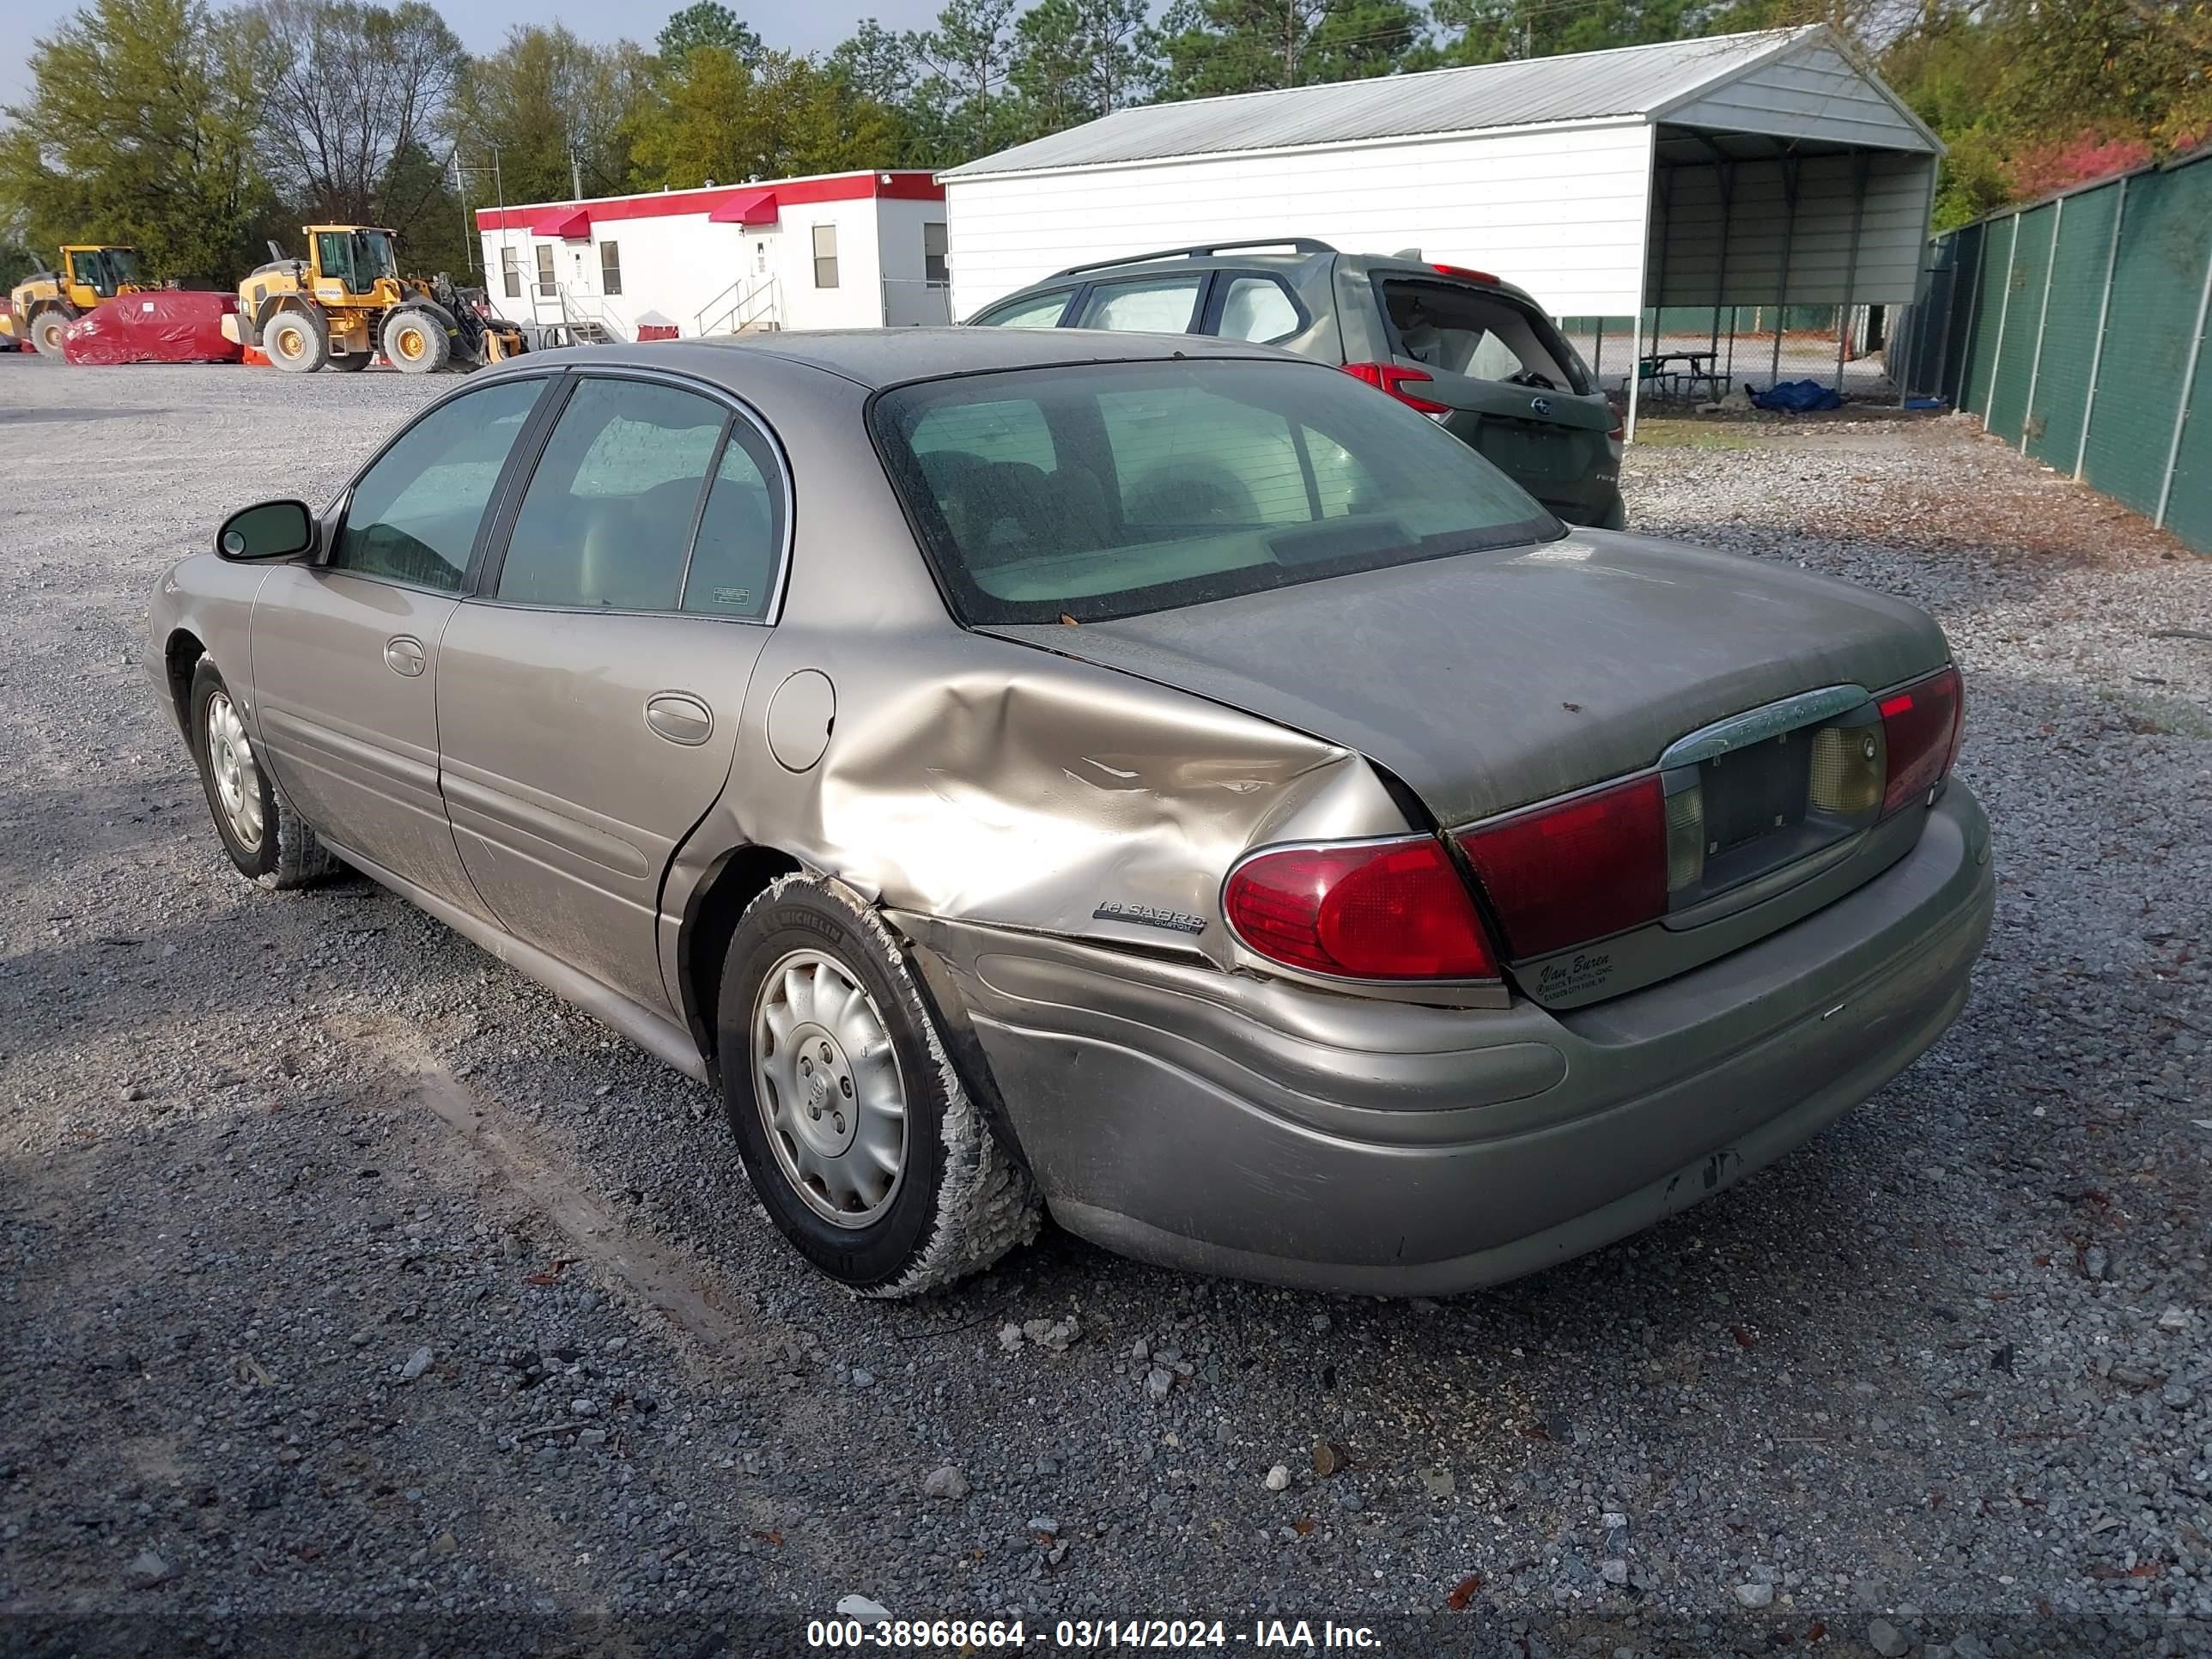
[216,499,316,562]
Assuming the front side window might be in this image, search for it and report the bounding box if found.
[971,289,1072,329]
[873,360,1557,625]
[501,246,521,298]
[535,245,556,296]
[496,379,727,611]
[923,222,949,285]
[331,379,548,591]
[70,251,114,295]
[600,240,622,296]
[812,224,839,289]
[1075,276,1203,334]
[1216,276,1300,343]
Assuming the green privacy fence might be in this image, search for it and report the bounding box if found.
[1892,147,2212,552]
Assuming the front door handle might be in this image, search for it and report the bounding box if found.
[383,635,426,678]
[644,692,714,746]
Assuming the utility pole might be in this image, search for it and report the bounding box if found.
[571,148,585,202]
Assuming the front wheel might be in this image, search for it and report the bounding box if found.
[188,659,337,889]
[383,309,451,373]
[719,874,1038,1296]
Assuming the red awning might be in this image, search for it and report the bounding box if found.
[530,207,592,239]
[706,190,779,227]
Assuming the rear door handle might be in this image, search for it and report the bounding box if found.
[644,692,713,746]
[384,635,426,677]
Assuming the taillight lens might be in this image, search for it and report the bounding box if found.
[1224,836,1498,981]
[1431,263,1499,284]
[1458,775,1668,959]
[1877,666,1965,816]
[1341,361,1450,416]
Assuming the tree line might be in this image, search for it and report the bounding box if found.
[1,0,2204,289]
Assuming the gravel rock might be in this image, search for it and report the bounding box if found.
[922,1465,969,1500]
[398,1346,433,1382]
[1263,1464,1291,1492]
[837,1595,892,1622]
[3,376,2209,1645]
[1144,1367,1173,1402]
[1734,1581,1775,1609]
[1868,1617,1910,1657]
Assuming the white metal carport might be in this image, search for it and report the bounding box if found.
[939,25,1942,434]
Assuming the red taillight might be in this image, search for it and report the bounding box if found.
[1606,399,1625,442]
[1341,361,1450,416]
[1878,665,1964,816]
[1224,836,1498,981]
[1457,775,1668,959]
[1431,263,1499,285]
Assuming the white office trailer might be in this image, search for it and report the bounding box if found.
[475,170,951,343]
[939,25,1942,430]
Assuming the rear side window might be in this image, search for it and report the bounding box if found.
[331,378,545,592]
[681,423,785,618]
[497,379,726,611]
[972,290,1072,329]
[1215,276,1300,343]
[1075,276,1202,333]
[873,360,1555,625]
[1378,278,1586,393]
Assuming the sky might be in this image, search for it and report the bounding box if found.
[0,0,947,105]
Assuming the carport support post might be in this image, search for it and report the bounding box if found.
[2021,195,2062,451]
[2076,176,2128,479]
[1626,311,1644,442]
[1835,153,1869,395]
[2154,231,2212,529]
[1771,157,1801,390]
[1710,160,1735,366]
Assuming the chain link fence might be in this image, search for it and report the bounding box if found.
[1891,146,2212,553]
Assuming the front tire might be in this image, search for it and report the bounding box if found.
[383,309,451,373]
[188,659,336,890]
[264,307,329,373]
[719,874,1038,1297]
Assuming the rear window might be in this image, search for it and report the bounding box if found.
[872,359,1558,625]
[1378,277,1587,394]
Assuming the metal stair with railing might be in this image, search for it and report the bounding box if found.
[695,274,782,337]
[556,283,629,345]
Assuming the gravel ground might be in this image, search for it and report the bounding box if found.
[1,357,2209,1659]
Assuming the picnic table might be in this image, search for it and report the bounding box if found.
[1638,349,1730,403]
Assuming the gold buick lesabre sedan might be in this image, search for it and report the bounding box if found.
[149,329,1992,1297]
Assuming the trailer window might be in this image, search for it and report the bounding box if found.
[535,245,556,297]
[812,225,839,289]
[924,222,949,285]
[600,240,622,296]
[501,246,521,299]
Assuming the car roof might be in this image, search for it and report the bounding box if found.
[531,326,1306,391]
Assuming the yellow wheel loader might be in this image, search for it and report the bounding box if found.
[4,246,152,357]
[225,225,526,373]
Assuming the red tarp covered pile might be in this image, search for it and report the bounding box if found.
[63,290,242,366]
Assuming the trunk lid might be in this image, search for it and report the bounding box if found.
[984,529,1948,833]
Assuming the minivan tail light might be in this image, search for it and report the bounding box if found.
[1224,836,1498,981]
[1341,361,1450,416]
[1877,665,1964,816]
[1457,775,1668,959]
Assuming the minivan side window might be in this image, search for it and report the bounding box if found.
[330,379,547,592]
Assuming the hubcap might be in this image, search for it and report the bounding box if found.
[751,951,907,1228]
[204,690,264,849]
[274,324,301,357]
[398,326,425,360]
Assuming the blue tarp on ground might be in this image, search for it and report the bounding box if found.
[1749,379,1844,413]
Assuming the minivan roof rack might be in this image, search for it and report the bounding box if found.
[1050,238,1337,277]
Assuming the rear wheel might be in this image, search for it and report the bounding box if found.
[188,659,337,890]
[30,308,70,357]
[719,874,1038,1297]
[264,307,329,374]
[383,309,451,374]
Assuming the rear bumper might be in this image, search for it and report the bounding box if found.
[899,785,1993,1294]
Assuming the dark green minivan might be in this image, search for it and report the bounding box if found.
[966,237,1626,530]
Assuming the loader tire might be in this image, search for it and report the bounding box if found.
[30,309,70,358]
[265,307,329,374]
[383,309,451,374]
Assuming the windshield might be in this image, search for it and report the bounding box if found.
[105,248,144,287]
[872,359,1560,625]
